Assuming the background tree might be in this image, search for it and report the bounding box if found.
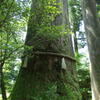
[69,0,82,53]
[82,0,100,100]
[69,0,91,100]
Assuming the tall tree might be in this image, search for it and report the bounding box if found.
[82,0,100,100]
[69,0,82,53]
[11,0,81,100]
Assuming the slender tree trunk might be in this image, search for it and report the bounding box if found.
[0,62,7,100]
[82,0,100,100]
[74,32,78,53]
[11,0,81,100]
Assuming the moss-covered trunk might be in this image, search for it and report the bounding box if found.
[11,0,81,100]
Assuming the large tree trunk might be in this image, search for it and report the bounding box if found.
[82,0,100,100]
[11,0,81,100]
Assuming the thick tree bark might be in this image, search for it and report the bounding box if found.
[0,62,7,100]
[82,0,100,100]
[11,0,81,100]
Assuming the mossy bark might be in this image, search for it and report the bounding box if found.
[11,0,81,100]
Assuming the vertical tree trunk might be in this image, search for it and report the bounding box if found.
[74,32,78,53]
[11,0,81,100]
[0,62,7,100]
[82,0,100,100]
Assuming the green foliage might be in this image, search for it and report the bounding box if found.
[37,25,70,39]
[69,0,82,32]
[0,33,24,96]
[76,54,91,100]
[30,84,57,100]
[0,0,29,30]
[97,4,100,17]
[0,0,30,97]
[4,59,21,93]
[0,33,23,60]
[29,0,71,41]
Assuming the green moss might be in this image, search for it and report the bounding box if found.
[11,56,82,100]
[11,70,82,100]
